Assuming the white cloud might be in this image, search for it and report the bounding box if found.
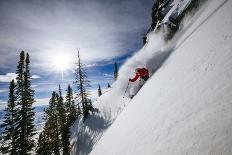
[32,75,41,79]
[0,89,8,93]
[31,84,38,88]
[103,73,114,78]
[0,99,7,110]
[0,73,17,82]
[0,73,40,82]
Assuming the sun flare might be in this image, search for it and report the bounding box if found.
[52,54,70,71]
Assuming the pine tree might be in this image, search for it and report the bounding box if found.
[0,80,19,154]
[114,62,118,81]
[74,50,93,122]
[107,83,111,88]
[98,84,102,97]
[35,131,50,155]
[65,84,78,125]
[43,91,60,154]
[57,85,70,155]
[16,52,36,154]
[14,51,25,154]
[15,51,25,152]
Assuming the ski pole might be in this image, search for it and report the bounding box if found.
[123,82,130,98]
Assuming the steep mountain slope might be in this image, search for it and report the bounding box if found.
[89,0,232,154]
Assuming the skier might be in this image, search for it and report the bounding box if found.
[127,68,149,99]
[129,68,149,82]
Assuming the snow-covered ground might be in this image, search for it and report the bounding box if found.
[71,0,232,154]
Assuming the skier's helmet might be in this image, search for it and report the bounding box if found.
[135,68,140,72]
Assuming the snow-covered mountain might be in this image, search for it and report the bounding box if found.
[71,0,232,154]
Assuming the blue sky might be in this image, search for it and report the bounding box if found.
[0,0,154,108]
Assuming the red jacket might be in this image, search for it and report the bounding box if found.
[129,68,149,82]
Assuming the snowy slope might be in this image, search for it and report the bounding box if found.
[89,0,232,154]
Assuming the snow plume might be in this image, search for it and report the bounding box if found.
[115,31,174,97]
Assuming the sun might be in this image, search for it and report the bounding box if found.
[52,54,70,71]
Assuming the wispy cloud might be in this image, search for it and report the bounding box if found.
[0,89,8,93]
[0,73,41,82]
[0,73,16,82]
[0,99,7,110]
[32,75,41,79]
[103,73,114,78]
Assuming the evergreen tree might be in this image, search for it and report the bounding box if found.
[98,84,102,97]
[15,51,25,102]
[57,85,70,155]
[65,84,78,125]
[15,51,25,153]
[43,91,60,155]
[107,83,111,88]
[114,62,118,81]
[16,52,36,154]
[0,80,19,154]
[35,131,50,155]
[74,50,93,122]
